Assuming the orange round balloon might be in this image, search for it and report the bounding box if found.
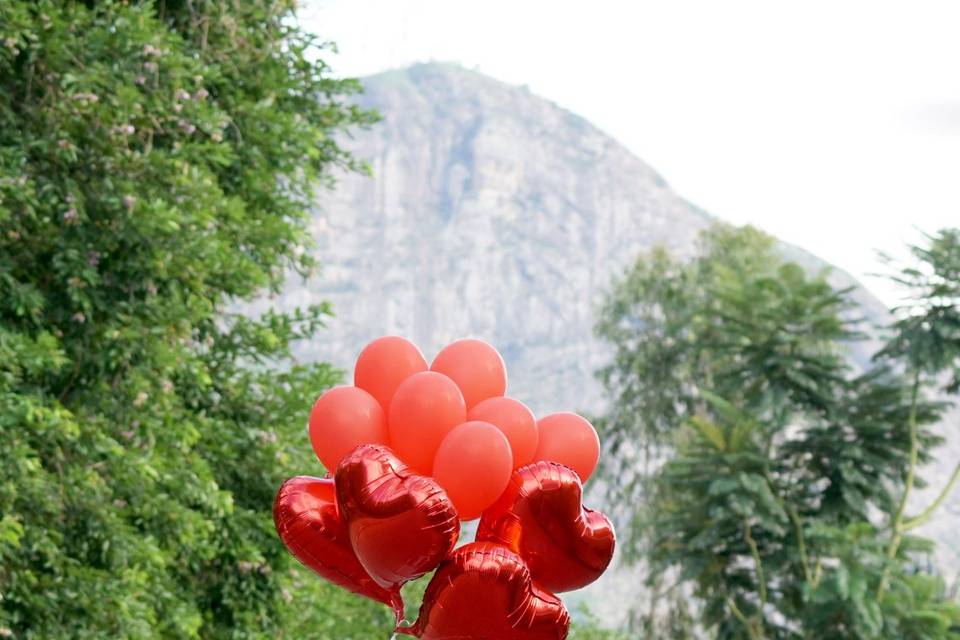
[432,421,513,521]
[308,386,387,472]
[532,412,600,483]
[430,339,507,409]
[354,336,428,412]
[388,371,467,474]
[467,397,538,469]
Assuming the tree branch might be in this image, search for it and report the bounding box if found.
[726,596,763,640]
[904,460,960,531]
[743,518,768,608]
[764,467,814,586]
[878,370,921,600]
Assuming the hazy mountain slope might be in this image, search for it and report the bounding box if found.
[280,63,896,409]
[277,63,710,413]
[252,62,958,622]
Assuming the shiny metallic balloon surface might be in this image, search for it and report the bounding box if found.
[398,542,570,640]
[335,444,460,590]
[273,475,402,616]
[477,461,616,593]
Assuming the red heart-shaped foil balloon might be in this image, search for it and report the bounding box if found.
[273,475,403,619]
[477,461,615,593]
[335,444,459,590]
[397,542,570,639]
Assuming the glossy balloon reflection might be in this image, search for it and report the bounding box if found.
[397,542,570,640]
[335,444,459,591]
[477,461,615,593]
[273,476,402,619]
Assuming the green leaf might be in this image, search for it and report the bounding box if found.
[690,416,726,451]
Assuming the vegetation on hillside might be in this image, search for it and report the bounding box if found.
[597,225,960,638]
[0,1,389,637]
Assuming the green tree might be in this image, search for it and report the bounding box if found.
[596,225,960,639]
[0,1,388,638]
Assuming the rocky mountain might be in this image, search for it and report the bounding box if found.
[273,62,889,409]
[251,62,958,623]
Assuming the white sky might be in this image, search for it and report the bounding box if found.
[300,0,959,306]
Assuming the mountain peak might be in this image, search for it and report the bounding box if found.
[242,59,957,624]
[364,61,523,94]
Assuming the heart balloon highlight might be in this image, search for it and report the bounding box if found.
[335,444,459,590]
[477,461,616,593]
[397,542,570,640]
[273,476,403,619]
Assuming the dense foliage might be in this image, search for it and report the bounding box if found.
[0,1,396,637]
[596,225,960,639]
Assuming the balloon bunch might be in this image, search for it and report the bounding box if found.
[274,337,615,639]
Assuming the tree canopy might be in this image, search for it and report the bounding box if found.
[596,225,960,639]
[0,1,393,637]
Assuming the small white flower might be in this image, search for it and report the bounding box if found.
[71,311,86,323]
[63,208,78,222]
[133,391,148,407]
[70,92,99,104]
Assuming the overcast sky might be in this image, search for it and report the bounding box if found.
[301,0,959,305]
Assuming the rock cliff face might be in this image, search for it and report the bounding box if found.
[278,62,708,413]
[256,62,957,621]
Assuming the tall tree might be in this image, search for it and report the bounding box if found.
[596,224,960,639]
[0,1,385,638]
